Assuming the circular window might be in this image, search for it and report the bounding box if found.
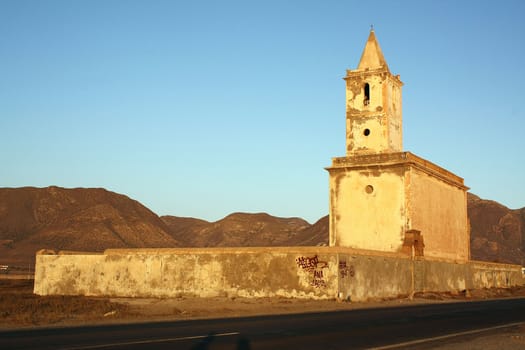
[363,129,370,136]
[365,185,374,194]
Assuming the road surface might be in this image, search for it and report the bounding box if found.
[2,298,525,349]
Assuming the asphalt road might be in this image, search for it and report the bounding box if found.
[2,298,525,350]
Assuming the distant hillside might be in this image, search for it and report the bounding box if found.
[160,216,210,246]
[1,187,523,268]
[161,212,309,247]
[468,193,525,264]
[284,215,329,246]
[0,186,179,265]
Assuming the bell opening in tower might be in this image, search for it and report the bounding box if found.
[364,83,370,106]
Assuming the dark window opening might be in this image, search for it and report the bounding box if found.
[364,83,370,106]
[364,128,370,136]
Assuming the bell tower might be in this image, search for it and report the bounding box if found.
[345,29,403,155]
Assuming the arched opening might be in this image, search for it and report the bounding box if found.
[364,83,370,106]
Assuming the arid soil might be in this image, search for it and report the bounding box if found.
[3,278,525,331]
[0,279,134,328]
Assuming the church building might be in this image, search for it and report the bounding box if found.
[327,29,470,262]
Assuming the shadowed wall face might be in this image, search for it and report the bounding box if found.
[408,167,470,261]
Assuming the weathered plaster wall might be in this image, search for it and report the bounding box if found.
[329,167,405,252]
[413,259,468,293]
[386,76,402,150]
[337,252,412,301]
[34,247,339,299]
[347,116,389,154]
[411,259,523,293]
[35,247,522,302]
[335,253,522,301]
[345,72,402,155]
[408,167,469,261]
[469,260,523,289]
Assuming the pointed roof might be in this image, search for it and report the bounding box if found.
[357,29,389,71]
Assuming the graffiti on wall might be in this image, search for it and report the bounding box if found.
[338,260,355,278]
[296,255,329,288]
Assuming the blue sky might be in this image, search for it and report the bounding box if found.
[1,0,524,223]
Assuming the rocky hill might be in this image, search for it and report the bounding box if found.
[0,186,179,266]
[161,212,310,247]
[283,215,329,246]
[468,193,525,264]
[1,187,523,268]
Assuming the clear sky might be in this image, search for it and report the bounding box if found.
[1,0,524,223]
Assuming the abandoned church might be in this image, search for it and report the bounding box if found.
[34,30,522,301]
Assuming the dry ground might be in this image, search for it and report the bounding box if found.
[3,278,525,331]
[0,279,133,328]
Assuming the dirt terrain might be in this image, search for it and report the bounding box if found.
[2,278,525,331]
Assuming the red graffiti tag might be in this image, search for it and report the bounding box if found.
[296,255,329,288]
[338,261,355,278]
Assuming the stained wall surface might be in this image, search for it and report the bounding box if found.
[413,259,468,292]
[34,247,339,300]
[328,167,406,252]
[408,167,470,261]
[328,153,470,261]
[345,73,403,155]
[337,251,412,301]
[34,248,523,302]
[469,260,522,289]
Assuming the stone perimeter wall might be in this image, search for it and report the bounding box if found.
[34,247,523,302]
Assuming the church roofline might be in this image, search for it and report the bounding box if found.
[344,67,403,86]
[326,152,469,191]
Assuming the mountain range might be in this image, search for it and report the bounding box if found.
[0,186,523,267]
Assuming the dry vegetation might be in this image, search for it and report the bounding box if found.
[0,279,133,328]
[3,278,525,331]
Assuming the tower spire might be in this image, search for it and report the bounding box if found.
[357,29,389,71]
